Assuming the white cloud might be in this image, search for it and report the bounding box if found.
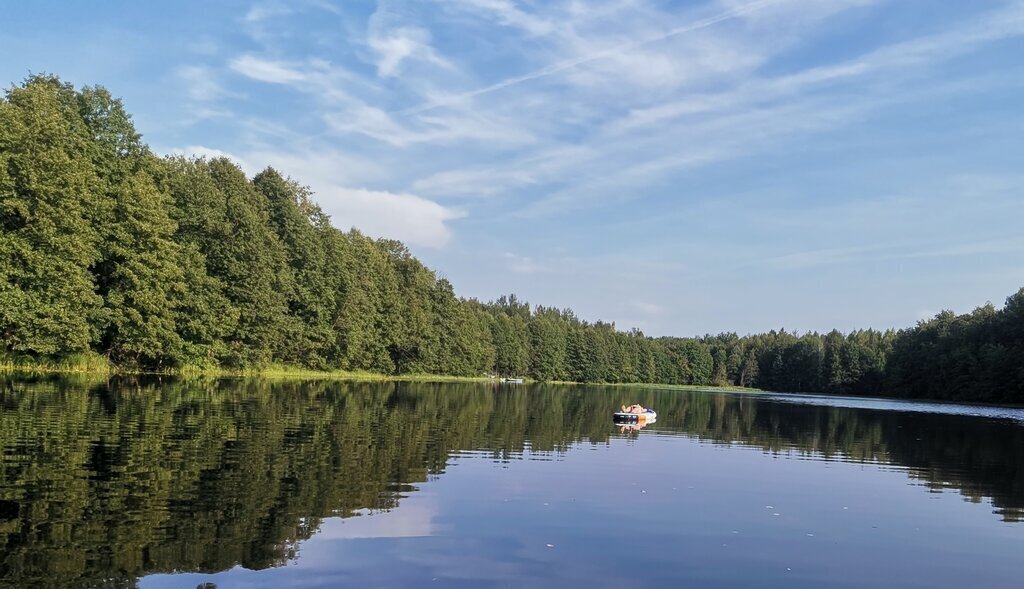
[323,186,465,248]
[163,144,461,248]
[400,0,783,115]
[324,103,533,147]
[228,0,998,247]
[9,0,1020,339]
[367,1,455,78]
[370,26,426,77]
[428,1,1024,216]
[413,167,539,198]
[609,2,1024,136]
[412,144,593,199]
[230,54,309,84]
[324,105,417,146]
[226,48,528,149]
[175,65,231,102]
[169,1,1024,293]
[166,145,257,175]
[444,0,557,36]
[242,146,388,189]
[244,1,292,23]
[368,25,451,78]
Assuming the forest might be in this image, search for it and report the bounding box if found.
[2,75,1022,403]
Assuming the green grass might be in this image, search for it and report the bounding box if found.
[0,355,497,384]
[0,355,759,391]
[181,363,498,383]
[0,352,114,375]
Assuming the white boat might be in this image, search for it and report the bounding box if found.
[500,378,525,384]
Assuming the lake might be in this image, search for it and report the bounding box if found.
[1,377,1022,588]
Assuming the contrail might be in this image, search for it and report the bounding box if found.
[395,0,782,116]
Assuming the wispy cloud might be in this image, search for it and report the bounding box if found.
[229,54,310,84]
[8,0,1022,335]
[324,103,533,147]
[367,2,454,78]
[402,0,782,115]
[417,1,1024,217]
[157,0,1024,331]
[444,0,557,37]
[175,65,233,102]
[241,0,341,43]
[244,1,293,24]
[205,0,1024,263]
[413,166,540,198]
[369,25,440,77]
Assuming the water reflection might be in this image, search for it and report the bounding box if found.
[0,376,1021,588]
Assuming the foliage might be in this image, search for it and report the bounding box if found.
[0,76,1021,403]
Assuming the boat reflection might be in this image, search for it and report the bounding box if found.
[617,416,656,434]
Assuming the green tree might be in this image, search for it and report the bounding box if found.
[0,75,103,355]
[253,168,336,368]
[94,171,186,367]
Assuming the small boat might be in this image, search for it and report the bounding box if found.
[613,409,657,423]
[500,377,524,384]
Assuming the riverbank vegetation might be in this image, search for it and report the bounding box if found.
[2,75,1022,403]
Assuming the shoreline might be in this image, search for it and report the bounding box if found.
[0,356,761,389]
[0,354,706,384]
[3,360,1020,410]
[0,359,493,383]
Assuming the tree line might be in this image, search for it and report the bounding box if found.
[1,76,1021,403]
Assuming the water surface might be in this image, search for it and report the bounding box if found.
[1,377,1022,588]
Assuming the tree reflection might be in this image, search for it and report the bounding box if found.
[0,377,1021,588]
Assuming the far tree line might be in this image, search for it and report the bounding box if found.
[1,75,1021,404]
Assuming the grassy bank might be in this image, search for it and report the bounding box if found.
[177,364,498,383]
[0,354,501,384]
[0,354,763,391]
[0,352,115,375]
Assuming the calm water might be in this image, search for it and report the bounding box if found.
[1,377,1023,588]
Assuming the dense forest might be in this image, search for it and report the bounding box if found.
[2,377,1021,587]
[1,76,1022,403]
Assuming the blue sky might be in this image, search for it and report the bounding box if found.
[3,0,1023,336]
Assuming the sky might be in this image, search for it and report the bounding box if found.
[2,0,1023,337]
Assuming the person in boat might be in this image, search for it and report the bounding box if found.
[621,404,648,414]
